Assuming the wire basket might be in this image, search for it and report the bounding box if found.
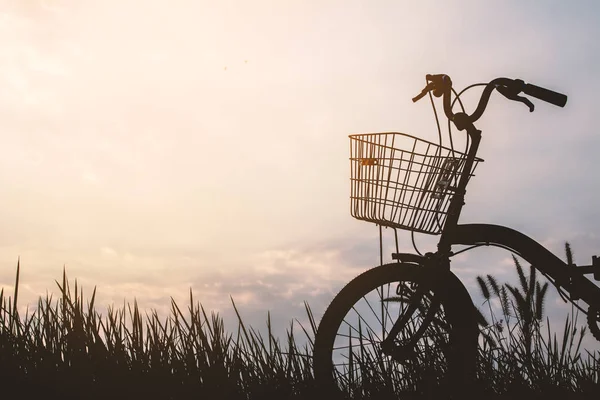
[350,132,482,235]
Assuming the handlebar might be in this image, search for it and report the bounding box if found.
[523,83,567,107]
[413,74,568,131]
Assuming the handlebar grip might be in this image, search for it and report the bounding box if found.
[523,83,567,107]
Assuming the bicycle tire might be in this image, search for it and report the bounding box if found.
[587,306,600,342]
[313,262,479,399]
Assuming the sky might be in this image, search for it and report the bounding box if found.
[1,0,599,352]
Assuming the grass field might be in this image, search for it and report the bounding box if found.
[1,247,599,399]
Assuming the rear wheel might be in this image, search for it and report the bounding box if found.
[587,306,600,342]
[313,262,478,399]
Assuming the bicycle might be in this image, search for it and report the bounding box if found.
[312,74,600,398]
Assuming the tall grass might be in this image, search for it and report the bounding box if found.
[0,260,318,400]
[1,247,599,399]
[473,244,600,397]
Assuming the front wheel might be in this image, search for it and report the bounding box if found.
[313,262,478,399]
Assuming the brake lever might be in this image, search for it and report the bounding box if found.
[412,82,435,103]
[515,95,535,112]
[496,85,535,112]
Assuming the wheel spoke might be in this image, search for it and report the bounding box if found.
[341,312,383,343]
[313,265,474,398]
[357,293,386,336]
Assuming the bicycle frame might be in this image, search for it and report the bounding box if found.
[438,116,600,309]
[436,121,481,255]
[381,86,600,354]
[453,223,600,309]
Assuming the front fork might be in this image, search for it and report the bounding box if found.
[380,283,441,362]
[380,253,447,362]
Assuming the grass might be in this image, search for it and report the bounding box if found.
[0,260,318,400]
[1,246,599,399]
[472,244,600,398]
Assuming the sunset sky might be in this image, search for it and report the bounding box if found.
[1,0,599,350]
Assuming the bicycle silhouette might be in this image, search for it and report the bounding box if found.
[312,74,600,398]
